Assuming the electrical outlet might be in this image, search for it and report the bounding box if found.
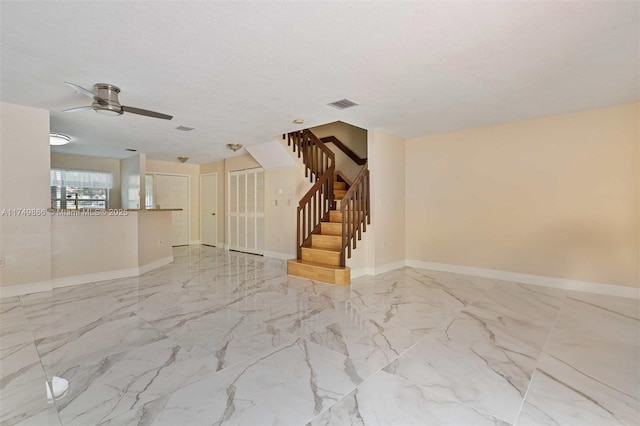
[0,256,5,268]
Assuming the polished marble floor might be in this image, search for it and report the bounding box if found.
[1,246,638,425]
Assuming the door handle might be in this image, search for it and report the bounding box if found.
[212,213,216,215]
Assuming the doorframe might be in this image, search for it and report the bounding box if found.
[151,172,191,246]
[199,172,218,247]
[227,167,265,254]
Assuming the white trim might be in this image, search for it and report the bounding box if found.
[350,260,407,279]
[227,168,265,255]
[0,280,52,299]
[52,267,139,289]
[263,250,295,260]
[0,256,174,298]
[138,255,174,275]
[405,260,639,299]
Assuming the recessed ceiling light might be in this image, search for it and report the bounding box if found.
[293,118,304,124]
[49,133,71,146]
[175,125,194,131]
[126,148,138,152]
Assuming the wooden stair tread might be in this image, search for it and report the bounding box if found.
[288,259,348,270]
[303,246,340,253]
[287,259,350,285]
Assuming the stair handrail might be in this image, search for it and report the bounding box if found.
[288,130,335,260]
[288,130,334,183]
[339,162,370,266]
[319,136,367,165]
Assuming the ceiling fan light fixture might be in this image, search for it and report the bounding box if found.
[93,106,122,116]
[227,143,243,152]
[49,133,71,146]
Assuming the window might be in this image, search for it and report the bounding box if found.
[50,169,113,209]
[145,174,155,209]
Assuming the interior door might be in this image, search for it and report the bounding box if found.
[154,174,189,246]
[200,173,218,246]
[228,168,264,255]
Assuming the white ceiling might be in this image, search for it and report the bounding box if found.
[1,1,638,164]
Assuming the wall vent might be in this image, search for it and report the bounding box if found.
[175,125,194,131]
[327,99,359,110]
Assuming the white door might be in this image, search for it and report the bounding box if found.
[154,174,189,246]
[200,173,218,246]
[228,168,264,255]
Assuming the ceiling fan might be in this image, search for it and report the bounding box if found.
[63,82,173,120]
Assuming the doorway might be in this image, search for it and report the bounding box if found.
[154,174,189,246]
[228,168,265,255]
[200,173,218,246]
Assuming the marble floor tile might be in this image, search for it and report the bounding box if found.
[306,315,424,372]
[44,337,214,426]
[517,293,640,425]
[0,340,50,425]
[205,337,374,425]
[151,308,297,371]
[13,406,62,426]
[96,375,236,426]
[383,281,566,425]
[309,370,509,425]
[0,297,33,350]
[1,246,638,425]
[34,312,166,371]
[401,267,500,305]
[517,353,639,425]
[20,289,128,341]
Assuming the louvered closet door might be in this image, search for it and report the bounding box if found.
[228,168,265,254]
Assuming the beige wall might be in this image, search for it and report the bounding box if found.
[309,121,368,158]
[51,152,122,209]
[0,103,51,287]
[406,102,639,287]
[310,121,368,183]
[264,165,298,257]
[368,129,406,267]
[52,214,138,278]
[146,159,200,243]
[137,211,173,266]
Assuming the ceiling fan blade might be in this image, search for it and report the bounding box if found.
[62,105,93,113]
[122,105,173,120]
[64,81,103,101]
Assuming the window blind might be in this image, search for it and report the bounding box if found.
[50,169,114,189]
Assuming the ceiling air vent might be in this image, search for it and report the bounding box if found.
[327,98,359,110]
[175,125,194,131]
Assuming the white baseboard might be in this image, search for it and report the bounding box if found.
[405,260,639,299]
[0,256,175,298]
[263,250,295,260]
[350,260,407,280]
[138,256,174,275]
[52,267,140,289]
[0,280,52,299]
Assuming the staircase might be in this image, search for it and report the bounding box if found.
[286,130,370,285]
